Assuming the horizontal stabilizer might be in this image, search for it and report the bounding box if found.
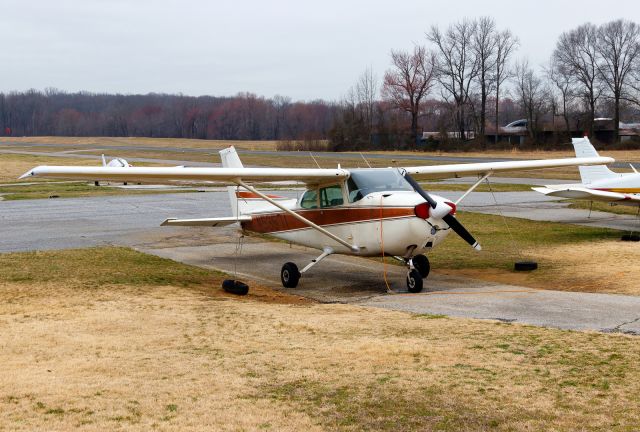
[161,216,251,227]
[532,186,640,203]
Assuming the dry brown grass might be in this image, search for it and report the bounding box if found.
[0,247,639,431]
[0,154,99,183]
[0,136,280,151]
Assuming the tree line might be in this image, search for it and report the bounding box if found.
[0,90,337,141]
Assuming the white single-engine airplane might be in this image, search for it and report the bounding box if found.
[533,137,640,206]
[21,148,613,292]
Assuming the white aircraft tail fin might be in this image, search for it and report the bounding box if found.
[219,146,244,217]
[572,137,617,184]
[219,146,295,216]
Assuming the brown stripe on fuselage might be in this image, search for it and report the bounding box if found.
[236,191,285,199]
[242,207,416,234]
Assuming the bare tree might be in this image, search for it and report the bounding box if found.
[354,67,378,144]
[553,23,602,136]
[472,17,499,144]
[427,19,479,141]
[494,29,518,143]
[597,19,640,142]
[547,57,575,134]
[382,45,436,145]
[514,60,550,140]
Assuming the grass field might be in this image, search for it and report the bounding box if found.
[568,199,640,216]
[0,136,282,151]
[425,211,640,295]
[3,136,640,162]
[0,247,638,431]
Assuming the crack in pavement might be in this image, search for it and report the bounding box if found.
[602,316,640,335]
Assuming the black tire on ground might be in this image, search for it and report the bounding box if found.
[222,279,249,295]
[412,254,430,279]
[621,234,640,242]
[514,261,538,271]
[406,269,423,293]
[281,262,300,288]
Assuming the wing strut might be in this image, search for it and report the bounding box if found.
[454,173,492,205]
[234,180,359,252]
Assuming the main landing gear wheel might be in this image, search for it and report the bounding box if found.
[281,262,300,288]
[406,269,423,293]
[412,254,430,278]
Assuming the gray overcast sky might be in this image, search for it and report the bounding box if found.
[1,0,638,101]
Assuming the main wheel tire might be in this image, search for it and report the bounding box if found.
[406,269,423,293]
[281,262,300,288]
[412,254,430,278]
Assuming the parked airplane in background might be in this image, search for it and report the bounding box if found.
[533,137,640,206]
[101,154,131,168]
[21,148,612,292]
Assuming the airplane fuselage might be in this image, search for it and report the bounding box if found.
[240,190,452,257]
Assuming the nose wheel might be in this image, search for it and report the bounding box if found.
[406,269,423,293]
[405,254,430,293]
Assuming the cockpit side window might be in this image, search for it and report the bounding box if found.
[300,189,318,209]
[319,184,344,208]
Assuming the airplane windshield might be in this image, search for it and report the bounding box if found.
[347,169,414,202]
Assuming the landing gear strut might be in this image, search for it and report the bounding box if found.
[280,247,334,289]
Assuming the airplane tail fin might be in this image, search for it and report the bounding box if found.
[219,146,244,217]
[572,137,617,184]
[219,146,294,217]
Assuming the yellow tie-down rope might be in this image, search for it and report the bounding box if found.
[379,195,393,293]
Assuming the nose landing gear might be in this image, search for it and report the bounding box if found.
[405,254,430,293]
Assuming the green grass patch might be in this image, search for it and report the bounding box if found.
[568,199,640,216]
[0,247,215,288]
[0,182,189,200]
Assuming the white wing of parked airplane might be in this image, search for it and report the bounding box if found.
[21,156,613,184]
[532,186,640,203]
[402,156,613,179]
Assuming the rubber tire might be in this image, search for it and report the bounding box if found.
[222,279,249,295]
[281,262,300,288]
[412,254,430,279]
[514,261,538,271]
[406,269,423,293]
[621,234,640,242]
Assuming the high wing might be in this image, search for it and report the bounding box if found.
[20,166,349,185]
[532,186,640,204]
[402,156,613,179]
[20,155,613,184]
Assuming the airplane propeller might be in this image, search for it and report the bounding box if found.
[403,172,481,251]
